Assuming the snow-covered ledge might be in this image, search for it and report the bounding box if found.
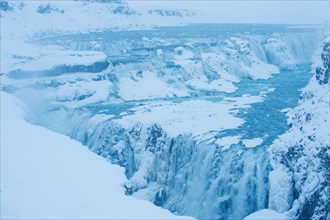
[1,41,109,79]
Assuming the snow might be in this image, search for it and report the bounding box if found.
[118,71,189,101]
[1,71,114,110]
[174,47,195,60]
[0,1,192,41]
[268,165,293,212]
[215,136,241,150]
[0,1,325,219]
[133,182,161,202]
[248,60,280,80]
[171,48,239,93]
[174,56,206,81]
[224,36,280,80]
[1,39,109,79]
[188,78,237,93]
[267,36,330,219]
[115,100,244,137]
[244,209,288,220]
[0,92,193,219]
[0,0,195,84]
[267,88,276,92]
[264,37,298,70]
[172,39,280,93]
[242,138,264,148]
[157,49,164,56]
[201,52,240,83]
[224,94,265,107]
[280,108,291,113]
[13,50,106,74]
[115,93,265,137]
[53,79,113,108]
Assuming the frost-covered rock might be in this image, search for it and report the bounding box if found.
[148,8,194,17]
[315,43,329,85]
[37,3,64,14]
[0,1,13,11]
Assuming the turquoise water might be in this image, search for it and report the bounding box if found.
[216,65,312,146]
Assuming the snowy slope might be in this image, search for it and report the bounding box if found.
[0,0,193,40]
[0,92,193,219]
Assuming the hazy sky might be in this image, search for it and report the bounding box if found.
[128,1,329,24]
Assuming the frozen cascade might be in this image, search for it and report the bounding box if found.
[39,109,270,219]
[3,25,322,219]
[87,123,269,219]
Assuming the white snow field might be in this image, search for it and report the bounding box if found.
[0,92,193,219]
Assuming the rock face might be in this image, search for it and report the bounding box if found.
[316,43,330,85]
[268,41,330,220]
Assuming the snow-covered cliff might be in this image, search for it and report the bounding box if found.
[0,91,193,219]
[268,40,329,219]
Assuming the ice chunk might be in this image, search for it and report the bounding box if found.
[242,138,263,148]
[215,136,241,150]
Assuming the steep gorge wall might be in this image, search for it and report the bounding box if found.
[268,41,329,219]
